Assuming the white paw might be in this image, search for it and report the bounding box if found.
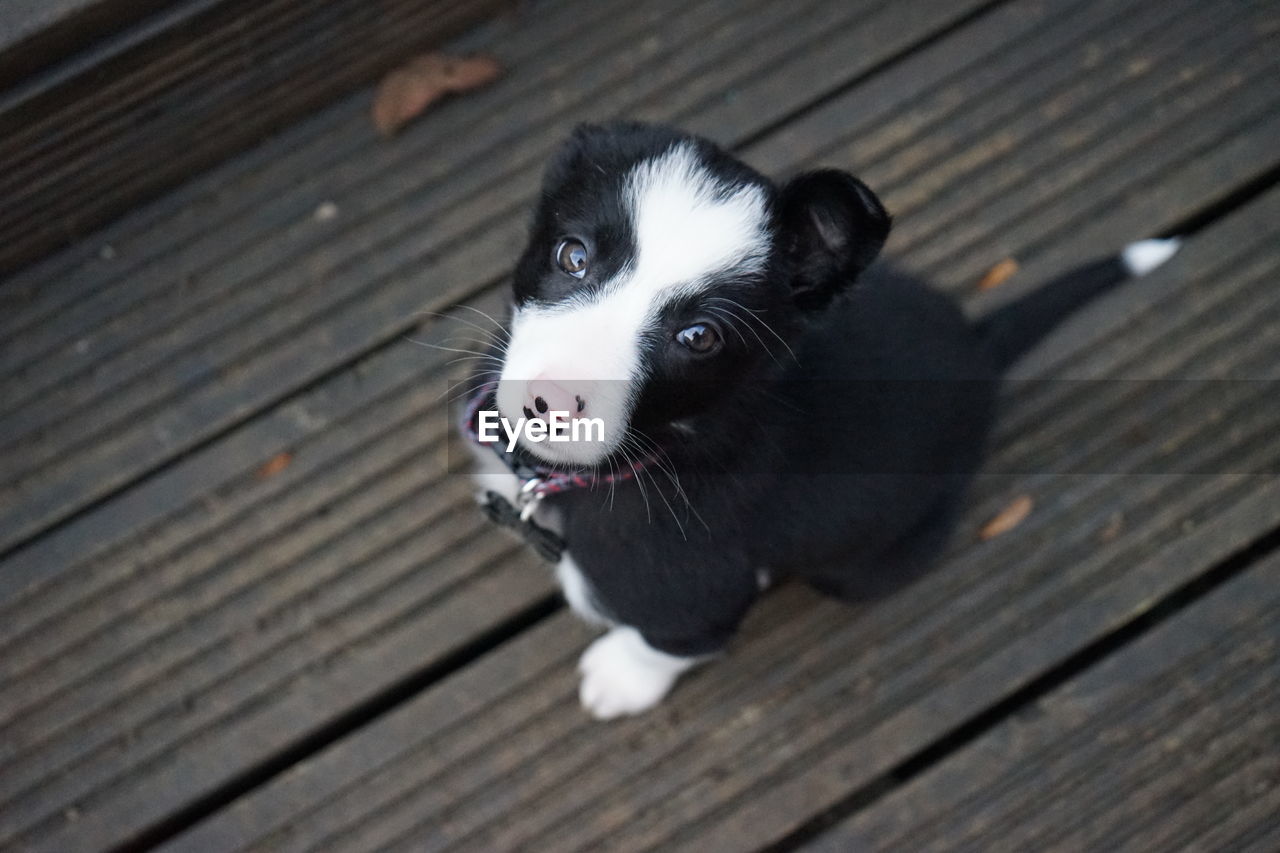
[577,627,694,720]
[468,443,522,504]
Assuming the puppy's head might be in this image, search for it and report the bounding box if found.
[495,122,890,467]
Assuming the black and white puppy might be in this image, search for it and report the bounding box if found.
[465,121,1180,719]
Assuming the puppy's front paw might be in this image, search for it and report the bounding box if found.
[578,627,689,720]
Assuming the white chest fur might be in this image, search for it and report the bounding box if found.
[556,554,611,626]
[467,441,523,504]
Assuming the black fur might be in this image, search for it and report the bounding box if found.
[482,122,1143,659]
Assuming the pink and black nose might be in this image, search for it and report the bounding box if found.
[522,377,588,420]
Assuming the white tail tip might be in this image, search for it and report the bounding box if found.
[1122,237,1182,276]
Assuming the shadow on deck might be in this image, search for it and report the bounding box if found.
[1,0,1278,850]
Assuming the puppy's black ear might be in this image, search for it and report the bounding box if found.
[777,170,891,309]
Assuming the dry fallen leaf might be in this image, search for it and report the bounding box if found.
[256,452,293,479]
[976,257,1020,291]
[372,53,502,136]
[980,494,1033,540]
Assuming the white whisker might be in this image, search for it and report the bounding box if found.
[454,304,511,340]
[405,337,495,360]
[708,302,781,367]
[620,436,653,525]
[411,308,509,350]
[710,296,798,364]
[628,428,709,534]
[705,306,749,348]
[444,377,498,404]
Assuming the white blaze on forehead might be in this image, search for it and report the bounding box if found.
[497,143,770,463]
[625,144,771,291]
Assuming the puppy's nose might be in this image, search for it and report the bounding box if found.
[523,378,587,420]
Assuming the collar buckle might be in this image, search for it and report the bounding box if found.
[516,476,545,522]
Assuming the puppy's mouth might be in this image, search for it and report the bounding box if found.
[503,417,613,469]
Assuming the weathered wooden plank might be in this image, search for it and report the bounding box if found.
[0,0,510,276]
[156,179,1280,852]
[0,0,168,84]
[802,552,1280,853]
[748,0,1280,290]
[0,295,535,774]
[0,0,625,331]
[0,0,999,554]
[890,4,1271,257]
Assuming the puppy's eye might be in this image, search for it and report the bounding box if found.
[675,323,721,354]
[556,239,589,278]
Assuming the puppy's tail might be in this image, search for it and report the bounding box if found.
[975,238,1182,370]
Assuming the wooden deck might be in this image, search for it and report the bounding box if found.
[1,0,1278,850]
